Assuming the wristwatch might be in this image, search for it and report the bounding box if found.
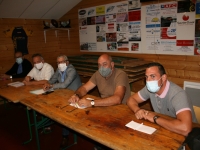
[10,76,12,79]
[153,115,160,124]
[91,100,95,107]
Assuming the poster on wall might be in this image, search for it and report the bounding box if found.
[116,1,128,13]
[105,14,116,23]
[128,0,141,11]
[145,4,161,51]
[106,3,117,14]
[96,6,105,15]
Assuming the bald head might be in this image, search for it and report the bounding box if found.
[98,54,114,69]
[98,54,112,63]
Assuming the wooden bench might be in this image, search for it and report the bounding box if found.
[68,55,151,84]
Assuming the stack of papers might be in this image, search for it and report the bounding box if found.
[8,82,24,87]
[125,121,156,134]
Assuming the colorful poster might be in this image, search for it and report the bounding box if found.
[88,43,97,50]
[96,6,105,15]
[195,19,200,37]
[117,42,129,51]
[116,12,128,22]
[87,7,96,17]
[106,33,117,42]
[105,3,117,14]
[80,42,89,50]
[116,1,128,13]
[196,2,200,18]
[87,17,96,25]
[105,14,116,23]
[79,18,87,26]
[106,23,116,32]
[177,0,195,13]
[78,9,87,18]
[160,2,177,40]
[128,10,141,21]
[194,37,200,55]
[107,42,117,51]
[96,15,105,24]
[117,32,129,42]
[116,22,129,32]
[129,42,140,52]
[128,0,141,11]
[176,12,195,40]
[96,24,106,42]
[79,26,88,35]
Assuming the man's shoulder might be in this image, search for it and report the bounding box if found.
[43,63,53,69]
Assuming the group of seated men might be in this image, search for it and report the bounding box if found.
[0,51,197,149]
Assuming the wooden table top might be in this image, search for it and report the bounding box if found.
[0,82,43,103]
[20,89,187,150]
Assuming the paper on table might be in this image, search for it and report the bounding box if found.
[30,88,54,95]
[125,121,156,134]
[8,81,24,87]
[30,89,45,95]
[69,97,94,109]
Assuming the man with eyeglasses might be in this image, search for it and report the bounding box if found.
[23,53,54,85]
[127,62,197,136]
[0,51,32,79]
[43,54,82,91]
[43,54,82,149]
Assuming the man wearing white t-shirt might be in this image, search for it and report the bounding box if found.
[23,53,54,85]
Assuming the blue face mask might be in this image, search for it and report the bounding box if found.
[146,77,162,93]
[16,57,23,64]
[98,66,112,77]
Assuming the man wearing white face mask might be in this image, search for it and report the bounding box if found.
[23,53,54,85]
[43,54,82,91]
[0,51,32,79]
[43,55,82,149]
[127,62,197,136]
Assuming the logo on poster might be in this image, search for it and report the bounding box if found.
[182,14,189,21]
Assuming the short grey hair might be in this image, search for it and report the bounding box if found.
[57,55,68,61]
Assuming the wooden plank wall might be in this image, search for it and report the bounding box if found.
[0,0,200,93]
[0,18,61,73]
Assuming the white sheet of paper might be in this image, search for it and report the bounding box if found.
[70,103,86,109]
[125,121,156,134]
[8,81,24,87]
[30,89,45,95]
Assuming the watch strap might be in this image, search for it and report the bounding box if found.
[153,115,160,124]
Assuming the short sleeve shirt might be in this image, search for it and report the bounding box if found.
[90,68,131,104]
[138,80,197,123]
[27,63,54,81]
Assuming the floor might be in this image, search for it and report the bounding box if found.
[0,102,105,150]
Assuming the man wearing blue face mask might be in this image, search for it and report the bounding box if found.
[43,54,82,149]
[127,62,197,136]
[0,51,32,79]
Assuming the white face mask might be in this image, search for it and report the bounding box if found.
[58,63,67,72]
[146,77,162,93]
[34,62,44,70]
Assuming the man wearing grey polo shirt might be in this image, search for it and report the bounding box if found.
[127,62,197,136]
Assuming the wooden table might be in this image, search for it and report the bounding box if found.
[20,89,187,150]
[0,83,43,103]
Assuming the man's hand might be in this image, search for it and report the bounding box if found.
[43,83,52,91]
[68,94,80,103]
[0,74,10,80]
[23,80,32,86]
[24,76,31,82]
[78,98,91,108]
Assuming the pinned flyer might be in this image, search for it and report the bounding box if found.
[125,121,156,134]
